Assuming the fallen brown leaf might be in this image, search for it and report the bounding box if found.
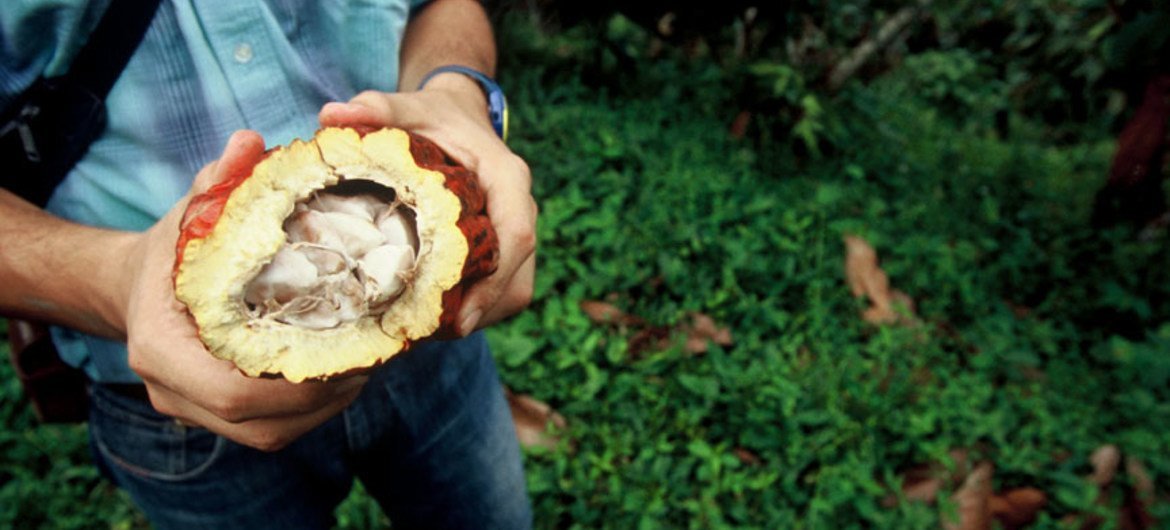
[943,461,994,530]
[861,290,916,325]
[844,235,880,298]
[656,12,675,36]
[683,336,710,354]
[885,450,1052,530]
[729,110,752,139]
[883,452,965,508]
[733,447,761,466]
[691,313,733,346]
[843,235,917,325]
[504,388,567,451]
[1123,458,1157,530]
[1090,444,1121,487]
[1074,444,1126,530]
[582,299,734,358]
[627,325,672,356]
[947,449,972,477]
[580,300,629,325]
[682,312,734,354]
[990,488,1047,530]
[1126,457,1154,500]
[902,473,944,504]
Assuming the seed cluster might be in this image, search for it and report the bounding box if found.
[243,188,419,329]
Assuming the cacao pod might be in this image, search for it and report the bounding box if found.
[173,127,498,382]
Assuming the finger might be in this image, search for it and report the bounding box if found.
[164,370,368,424]
[145,381,364,452]
[458,164,537,333]
[190,130,266,196]
[319,92,426,131]
[319,101,384,130]
[459,213,536,333]
[217,374,367,422]
[133,330,369,423]
[474,250,536,330]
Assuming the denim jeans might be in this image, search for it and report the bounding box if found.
[87,333,532,529]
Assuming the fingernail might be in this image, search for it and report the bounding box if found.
[460,309,482,335]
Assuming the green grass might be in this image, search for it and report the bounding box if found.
[4,15,1170,529]
[0,319,147,529]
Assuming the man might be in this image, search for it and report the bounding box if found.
[0,0,537,528]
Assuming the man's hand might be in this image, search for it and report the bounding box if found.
[124,131,368,451]
[318,78,537,334]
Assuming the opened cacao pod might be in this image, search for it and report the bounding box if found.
[173,127,498,382]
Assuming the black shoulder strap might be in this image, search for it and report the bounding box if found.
[66,0,164,101]
[0,0,162,206]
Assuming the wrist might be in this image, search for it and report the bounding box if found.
[419,72,491,119]
[107,230,146,335]
[417,65,508,141]
[418,71,485,100]
[65,228,141,339]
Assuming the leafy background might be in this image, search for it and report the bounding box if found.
[4,2,1170,528]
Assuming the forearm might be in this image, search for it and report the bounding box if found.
[398,0,496,92]
[0,189,137,339]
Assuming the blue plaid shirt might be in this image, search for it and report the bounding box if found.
[1,0,425,382]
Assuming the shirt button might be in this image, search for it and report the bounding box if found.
[233,43,254,64]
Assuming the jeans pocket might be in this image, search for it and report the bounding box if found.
[89,385,225,482]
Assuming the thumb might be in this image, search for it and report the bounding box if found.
[318,101,383,130]
[319,92,428,131]
[191,130,266,196]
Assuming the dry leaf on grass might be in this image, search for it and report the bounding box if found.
[1123,458,1156,530]
[883,449,970,507]
[901,471,945,504]
[582,299,735,357]
[627,325,672,356]
[729,110,752,139]
[1127,458,1154,499]
[882,464,944,507]
[1090,444,1121,486]
[580,300,639,325]
[1070,444,1161,530]
[888,451,1047,529]
[843,235,917,325]
[904,477,944,504]
[683,312,734,354]
[943,461,994,530]
[733,447,761,466]
[504,388,567,451]
[1065,445,1115,530]
[844,235,880,298]
[990,488,1047,530]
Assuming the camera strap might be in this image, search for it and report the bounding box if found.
[0,0,162,206]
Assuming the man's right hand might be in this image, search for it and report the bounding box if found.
[123,130,367,451]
